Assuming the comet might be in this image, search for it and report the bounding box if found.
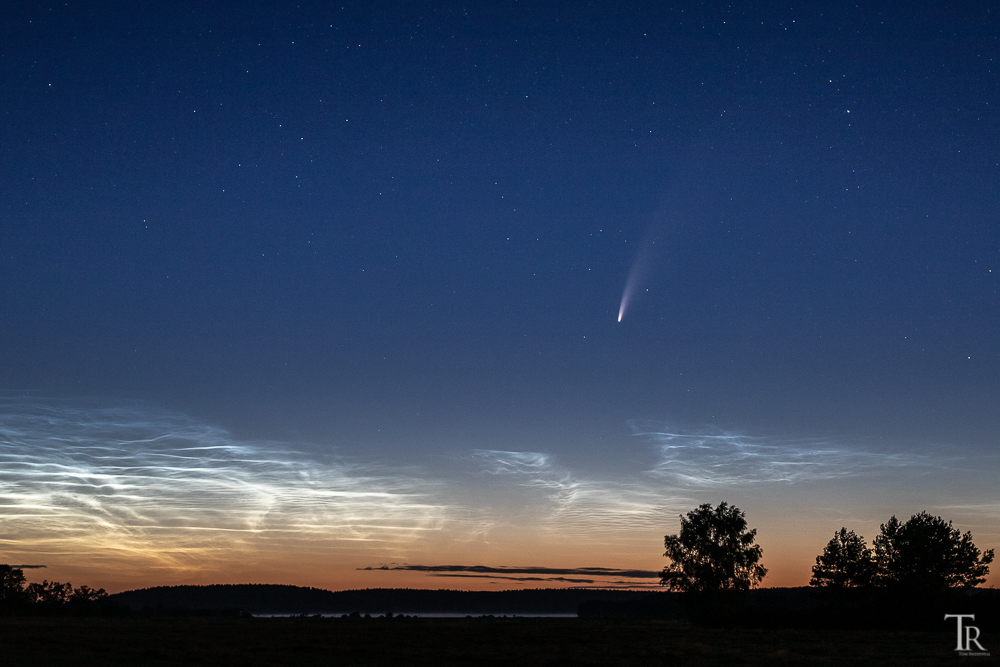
[617,234,657,323]
[617,269,640,322]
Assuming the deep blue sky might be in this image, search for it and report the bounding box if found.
[1,2,997,589]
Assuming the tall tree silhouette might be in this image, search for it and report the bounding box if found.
[810,528,874,588]
[0,565,27,608]
[660,502,767,592]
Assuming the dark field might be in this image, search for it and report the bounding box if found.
[0,616,982,666]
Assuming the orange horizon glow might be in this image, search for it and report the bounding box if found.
[10,514,997,595]
[3,399,997,595]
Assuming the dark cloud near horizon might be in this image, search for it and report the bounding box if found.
[359,564,661,579]
[426,574,664,587]
[430,574,599,584]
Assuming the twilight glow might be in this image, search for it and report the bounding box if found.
[1,398,996,591]
[2,3,997,596]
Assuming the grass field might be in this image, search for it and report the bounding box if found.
[0,616,983,666]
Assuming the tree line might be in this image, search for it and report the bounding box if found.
[661,502,994,592]
[0,565,109,615]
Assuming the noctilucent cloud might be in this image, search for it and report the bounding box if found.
[1,2,997,591]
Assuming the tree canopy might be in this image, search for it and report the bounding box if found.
[809,512,993,590]
[660,502,767,592]
[0,565,28,606]
[873,512,993,590]
[0,565,108,614]
[810,528,874,588]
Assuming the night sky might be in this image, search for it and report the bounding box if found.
[2,2,997,592]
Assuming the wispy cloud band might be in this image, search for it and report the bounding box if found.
[633,423,937,487]
[0,398,450,574]
[468,449,689,544]
[2,399,994,588]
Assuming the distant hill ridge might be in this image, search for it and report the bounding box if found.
[110,585,660,615]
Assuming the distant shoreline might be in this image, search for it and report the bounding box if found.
[110,584,661,616]
[108,584,999,632]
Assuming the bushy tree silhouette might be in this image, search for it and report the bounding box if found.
[660,502,767,592]
[0,565,28,608]
[808,512,993,592]
[810,528,875,588]
[873,511,994,590]
[70,585,107,603]
[26,580,74,606]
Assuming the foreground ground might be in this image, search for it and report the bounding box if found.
[0,616,984,666]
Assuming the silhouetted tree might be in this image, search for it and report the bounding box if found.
[70,585,108,604]
[0,565,27,608]
[25,580,74,606]
[873,511,994,590]
[0,566,108,614]
[660,502,767,592]
[810,528,875,588]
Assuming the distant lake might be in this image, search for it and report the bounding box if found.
[254,613,578,618]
